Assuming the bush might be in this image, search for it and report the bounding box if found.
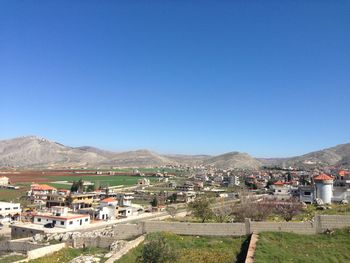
[137,233,178,263]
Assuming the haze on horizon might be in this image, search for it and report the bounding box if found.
[1,1,349,158]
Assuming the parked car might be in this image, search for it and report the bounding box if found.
[44,222,55,228]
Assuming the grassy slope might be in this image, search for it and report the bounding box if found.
[0,254,26,263]
[255,228,350,263]
[117,232,248,263]
[28,247,109,263]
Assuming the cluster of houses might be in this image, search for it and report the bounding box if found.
[22,183,137,229]
[269,171,350,205]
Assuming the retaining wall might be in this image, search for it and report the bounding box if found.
[72,236,117,249]
[0,238,44,253]
[26,243,66,260]
[112,223,143,239]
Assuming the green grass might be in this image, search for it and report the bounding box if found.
[0,187,29,202]
[116,232,248,263]
[255,228,350,263]
[28,247,109,263]
[44,175,156,188]
[0,254,26,263]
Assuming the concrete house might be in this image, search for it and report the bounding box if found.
[33,206,90,229]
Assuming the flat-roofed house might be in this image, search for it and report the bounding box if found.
[33,206,90,229]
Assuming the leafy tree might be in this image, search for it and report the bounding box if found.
[70,181,78,192]
[150,196,158,207]
[95,180,101,190]
[137,233,178,263]
[86,184,95,192]
[71,179,84,193]
[187,196,214,223]
[167,193,177,203]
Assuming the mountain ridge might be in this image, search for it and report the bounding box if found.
[1,136,350,169]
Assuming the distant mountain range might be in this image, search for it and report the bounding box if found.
[0,136,350,169]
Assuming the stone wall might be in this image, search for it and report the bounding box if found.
[105,236,145,263]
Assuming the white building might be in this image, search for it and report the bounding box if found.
[98,197,119,220]
[116,193,134,207]
[33,206,90,229]
[271,181,291,200]
[0,202,21,221]
[0,176,9,186]
[228,176,240,187]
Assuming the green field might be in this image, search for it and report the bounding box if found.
[0,175,155,202]
[45,175,156,189]
[0,187,29,202]
[254,228,350,263]
[116,232,248,263]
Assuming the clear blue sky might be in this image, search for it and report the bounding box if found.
[1,1,349,157]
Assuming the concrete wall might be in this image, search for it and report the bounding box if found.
[113,223,143,240]
[250,221,315,234]
[0,238,44,253]
[11,226,45,239]
[26,243,66,260]
[143,221,246,236]
[318,215,350,232]
[72,236,117,249]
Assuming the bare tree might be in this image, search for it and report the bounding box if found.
[166,206,177,219]
[231,200,274,222]
[274,200,303,221]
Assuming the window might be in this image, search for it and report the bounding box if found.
[304,192,311,196]
[69,221,73,225]
[60,221,64,225]
[13,207,18,209]
[85,218,88,222]
[5,208,10,210]
[37,218,41,222]
[53,220,56,224]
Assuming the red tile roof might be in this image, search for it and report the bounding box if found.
[31,184,57,191]
[101,197,117,203]
[273,181,285,186]
[314,174,333,181]
[339,170,350,176]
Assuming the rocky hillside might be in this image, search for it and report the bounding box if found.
[202,152,262,170]
[0,136,107,168]
[1,136,350,169]
[0,136,176,168]
[279,143,350,167]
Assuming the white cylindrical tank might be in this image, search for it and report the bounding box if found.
[314,174,333,204]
